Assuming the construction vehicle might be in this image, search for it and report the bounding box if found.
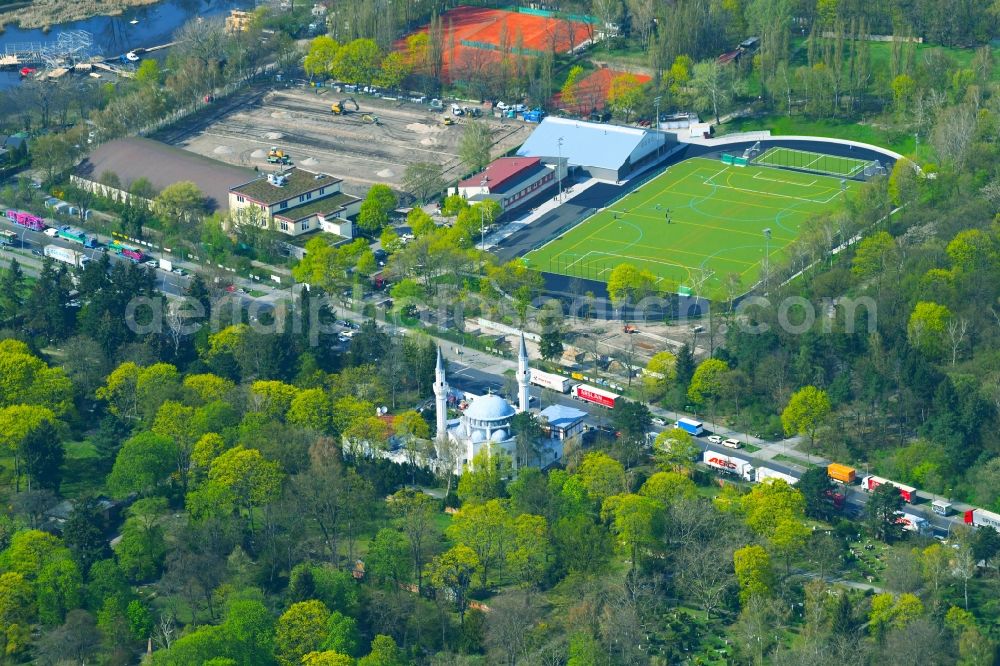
[331,97,359,115]
[442,116,455,126]
[267,146,291,164]
[361,113,381,125]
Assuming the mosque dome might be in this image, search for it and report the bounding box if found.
[464,393,516,422]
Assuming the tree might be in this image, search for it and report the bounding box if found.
[613,400,651,443]
[796,467,836,520]
[357,184,397,235]
[154,182,206,234]
[0,571,34,657]
[36,557,82,625]
[781,386,831,451]
[425,544,479,626]
[276,600,331,666]
[30,132,77,183]
[601,493,663,578]
[733,544,773,605]
[302,652,354,666]
[358,635,404,666]
[366,529,409,587]
[321,611,359,656]
[867,482,905,542]
[389,489,437,591]
[107,432,178,499]
[447,499,512,589]
[459,120,493,173]
[560,65,585,110]
[510,412,543,469]
[135,59,163,87]
[304,36,341,80]
[402,161,444,203]
[376,51,411,89]
[687,358,730,424]
[690,59,733,124]
[538,329,564,362]
[908,301,952,360]
[62,497,108,574]
[188,445,283,534]
[508,514,549,593]
[457,448,511,504]
[741,479,805,539]
[639,471,697,505]
[606,263,657,311]
[577,451,627,504]
[287,388,334,433]
[607,73,644,122]
[652,428,699,472]
[0,405,59,492]
[643,351,676,401]
[20,418,64,492]
[333,38,383,85]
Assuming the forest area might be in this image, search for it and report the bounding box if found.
[0,0,999,664]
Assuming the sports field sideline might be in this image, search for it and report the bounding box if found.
[523,156,860,299]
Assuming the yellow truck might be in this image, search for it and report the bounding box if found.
[827,463,857,484]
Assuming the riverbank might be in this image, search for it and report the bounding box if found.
[0,0,160,31]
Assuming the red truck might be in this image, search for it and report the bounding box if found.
[964,508,1000,530]
[860,475,917,503]
[572,384,619,409]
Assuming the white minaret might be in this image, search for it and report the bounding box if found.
[434,346,449,440]
[517,332,531,413]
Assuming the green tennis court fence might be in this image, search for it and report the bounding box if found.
[752,147,872,178]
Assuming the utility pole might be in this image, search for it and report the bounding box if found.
[653,95,662,133]
[557,136,564,203]
[479,176,487,275]
[763,227,771,291]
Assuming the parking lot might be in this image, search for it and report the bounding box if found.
[171,88,535,195]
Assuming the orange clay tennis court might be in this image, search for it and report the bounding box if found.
[401,6,592,79]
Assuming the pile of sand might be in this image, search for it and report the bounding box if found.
[406,123,435,134]
[377,168,395,178]
[250,149,266,158]
[265,131,283,140]
[270,111,290,119]
[420,137,436,146]
[213,145,233,155]
[301,157,318,166]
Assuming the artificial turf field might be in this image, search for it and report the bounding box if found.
[523,155,862,299]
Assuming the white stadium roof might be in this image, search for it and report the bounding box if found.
[516,117,663,173]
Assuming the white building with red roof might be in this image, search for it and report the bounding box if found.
[456,156,566,211]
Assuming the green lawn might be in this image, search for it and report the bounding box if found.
[523,156,860,299]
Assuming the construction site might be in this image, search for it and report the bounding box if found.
[163,87,534,193]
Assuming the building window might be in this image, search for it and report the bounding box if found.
[279,221,288,231]
[280,201,288,209]
[298,195,305,202]
[236,195,245,203]
[319,187,326,195]
[306,192,312,201]
[300,221,309,231]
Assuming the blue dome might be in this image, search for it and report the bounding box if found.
[464,394,516,422]
[490,429,509,442]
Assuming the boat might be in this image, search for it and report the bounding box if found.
[19,67,36,77]
[129,19,139,25]
[125,51,139,62]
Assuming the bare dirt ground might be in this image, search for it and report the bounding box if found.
[172,87,534,197]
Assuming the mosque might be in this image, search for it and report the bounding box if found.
[433,334,532,473]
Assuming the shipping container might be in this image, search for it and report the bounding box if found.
[827,463,857,484]
[44,245,89,268]
[675,417,704,436]
[964,508,1000,530]
[755,466,798,485]
[702,451,753,481]
[529,369,573,393]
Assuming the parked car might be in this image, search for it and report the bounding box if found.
[651,417,666,426]
[723,438,742,449]
[707,435,723,444]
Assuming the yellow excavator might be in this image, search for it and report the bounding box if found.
[331,97,359,115]
[362,113,381,125]
[267,146,290,164]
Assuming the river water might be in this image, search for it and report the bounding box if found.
[0,0,249,89]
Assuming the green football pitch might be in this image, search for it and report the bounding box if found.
[523,156,860,299]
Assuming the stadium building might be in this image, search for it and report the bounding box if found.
[516,117,673,182]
